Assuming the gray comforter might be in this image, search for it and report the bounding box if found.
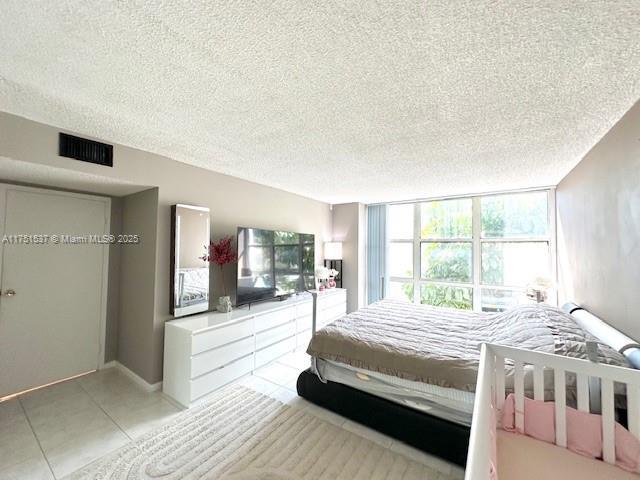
[307,299,629,392]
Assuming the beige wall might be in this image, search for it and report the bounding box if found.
[117,188,159,380]
[105,197,123,362]
[0,112,333,383]
[332,203,366,313]
[556,100,640,340]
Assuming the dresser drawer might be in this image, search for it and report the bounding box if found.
[190,354,253,401]
[296,314,312,333]
[191,318,254,355]
[255,336,296,368]
[318,303,346,327]
[255,321,295,350]
[254,306,295,333]
[190,336,254,379]
[295,301,313,318]
[297,330,312,351]
[317,290,346,310]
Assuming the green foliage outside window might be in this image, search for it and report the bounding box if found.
[421,284,473,310]
[421,200,472,239]
[398,283,414,302]
[421,243,472,283]
[395,193,548,310]
[481,193,548,238]
[413,200,474,308]
[481,243,505,286]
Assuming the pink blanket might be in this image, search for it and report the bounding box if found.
[501,393,640,472]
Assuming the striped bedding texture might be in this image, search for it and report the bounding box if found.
[307,300,629,393]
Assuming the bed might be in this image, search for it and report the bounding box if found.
[297,298,633,465]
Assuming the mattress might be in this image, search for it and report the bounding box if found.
[313,357,475,426]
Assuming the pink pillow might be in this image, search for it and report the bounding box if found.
[616,423,640,471]
[523,396,556,443]
[501,393,515,430]
[566,407,602,458]
[500,393,640,472]
[501,393,555,443]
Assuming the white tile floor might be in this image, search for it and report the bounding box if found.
[0,350,464,480]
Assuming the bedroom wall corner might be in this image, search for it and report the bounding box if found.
[556,99,640,340]
[332,202,366,313]
[105,196,123,363]
[117,187,159,384]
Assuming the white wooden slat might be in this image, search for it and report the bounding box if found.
[577,373,589,412]
[627,384,640,439]
[495,355,505,414]
[480,344,640,475]
[554,368,567,448]
[514,360,525,433]
[478,343,640,479]
[533,364,544,401]
[490,344,640,387]
[466,345,494,480]
[601,378,616,464]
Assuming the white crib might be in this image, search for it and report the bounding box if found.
[465,343,640,480]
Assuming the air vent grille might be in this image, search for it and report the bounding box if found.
[59,133,113,167]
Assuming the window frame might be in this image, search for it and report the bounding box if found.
[385,188,556,311]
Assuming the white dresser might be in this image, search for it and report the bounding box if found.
[163,288,347,407]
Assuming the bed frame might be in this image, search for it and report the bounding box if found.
[296,368,470,466]
[299,298,639,468]
[562,302,640,368]
[299,291,470,465]
[466,343,640,479]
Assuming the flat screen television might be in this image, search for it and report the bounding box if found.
[236,227,315,306]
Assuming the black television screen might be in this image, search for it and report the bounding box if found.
[236,227,315,306]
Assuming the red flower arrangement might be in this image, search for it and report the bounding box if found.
[202,236,237,296]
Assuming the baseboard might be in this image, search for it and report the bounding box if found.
[101,360,117,370]
[161,392,187,410]
[105,361,162,392]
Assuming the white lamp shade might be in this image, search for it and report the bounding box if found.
[324,241,343,260]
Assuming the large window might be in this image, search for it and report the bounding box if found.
[386,190,554,312]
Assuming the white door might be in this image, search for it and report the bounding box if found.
[0,185,109,398]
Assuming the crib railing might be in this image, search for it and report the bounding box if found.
[465,343,640,480]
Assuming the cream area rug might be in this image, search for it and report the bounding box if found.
[66,385,449,479]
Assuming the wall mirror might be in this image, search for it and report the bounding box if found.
[170,204,210,317]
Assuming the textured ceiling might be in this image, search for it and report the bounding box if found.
[0,1,638,204]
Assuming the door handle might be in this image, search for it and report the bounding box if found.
[2,289,16,297]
